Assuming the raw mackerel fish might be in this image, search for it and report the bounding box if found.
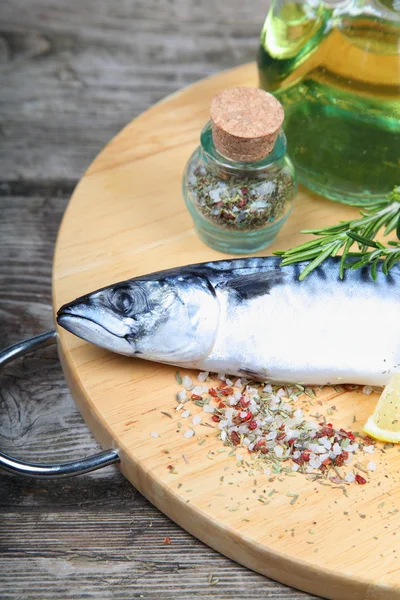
[57,257,400,386]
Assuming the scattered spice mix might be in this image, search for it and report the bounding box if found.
[174,372,377,485]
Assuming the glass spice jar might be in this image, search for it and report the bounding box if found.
[182,87,297,254]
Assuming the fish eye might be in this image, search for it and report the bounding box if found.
[110,285,150,316]
[111,287,133,315]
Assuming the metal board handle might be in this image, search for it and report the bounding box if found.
[0,331,120,478]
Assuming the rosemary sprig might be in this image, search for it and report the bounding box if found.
[275,186,400,280]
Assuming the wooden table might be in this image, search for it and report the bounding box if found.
[0,2,317,598]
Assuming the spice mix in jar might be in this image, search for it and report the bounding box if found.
[182,87,297,254]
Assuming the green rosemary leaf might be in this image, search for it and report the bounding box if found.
[383,254,390,276]
[383,212,400,236]
[301,222,350,235]
[277,236,336,256]
[368,248,385,262]
[346,231,380,248]
[339,237,353,279]
[371,257,379,281]
[370,211,398,237]
[387,251,400,271]
[280,248,324,265]
[345,257,369,270]
[299,242,340,280]
[397,214,400,240]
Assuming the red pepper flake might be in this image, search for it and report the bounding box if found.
[241,412,253,422]
[218,402,226,409]
[212,414,220,423]
[339,428,355,441]
[219,381,228,389]
[163,537,172,545]
[231,431,240,446]
[240,397,250,408]
[320,458,331,470]
[317,426,335,438]
[219,387,233,396]
[255,440,265,449]
[301,452,310,462]
[355,474,367,485]
[241,187,248,194]
[248,420,258,431]
[191,394,203,401]
[334,451,349,467]
[209,388,218,397]
[167,465,174,471]
[260,447,269,455]
[276,432,286,441]
[363,435,374,446]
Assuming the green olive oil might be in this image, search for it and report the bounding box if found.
[258,0,400,205]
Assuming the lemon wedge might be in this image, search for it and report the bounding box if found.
[363,374,400,443]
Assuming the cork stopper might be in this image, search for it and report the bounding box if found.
[210,87,284,163]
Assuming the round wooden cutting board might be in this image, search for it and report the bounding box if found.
[53,63,400,600]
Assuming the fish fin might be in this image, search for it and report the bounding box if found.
[238,368,269,382]
[216,269,286,300]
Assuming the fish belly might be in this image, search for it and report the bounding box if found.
[196,280,400,386]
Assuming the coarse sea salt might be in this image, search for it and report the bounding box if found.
[184,429,195,439]
[363,445,375,454]
[192,385,204,396]
[347,443,359,453]
[367,461,376,471]
[182,410,191,418]
[182,376,193,389]
[177,389,187,402]
[198,371,209,382]
[150,432,159,438]
[192,415,202,426]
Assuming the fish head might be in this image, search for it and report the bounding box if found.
[57,274,220,363]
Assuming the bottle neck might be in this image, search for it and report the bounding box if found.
[200,121,287,178]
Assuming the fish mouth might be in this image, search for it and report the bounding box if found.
[57,306,134,356]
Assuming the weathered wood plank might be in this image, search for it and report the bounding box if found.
[1,511,315,600]
[0,0,266,181]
